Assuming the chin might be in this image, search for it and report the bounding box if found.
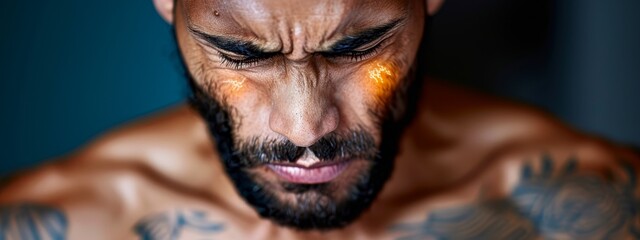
[235,158,390,230]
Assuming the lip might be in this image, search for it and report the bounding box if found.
[267,160,350,184]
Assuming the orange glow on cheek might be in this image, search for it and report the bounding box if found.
[220,78,247,93]
[365,62,398,95]
[368,63,393,84]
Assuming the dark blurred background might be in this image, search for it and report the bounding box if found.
[1,0,639,176]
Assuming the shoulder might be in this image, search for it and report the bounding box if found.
[421,79,640,206]
[0,161,157,239]
[420,79,639,167]
[0,105,221,238]
[70,104,212,166]
[411,80,639,189]
[1,104,210,197]
[400,80,640,239]
[446,85,640,240]
[421,80,577,145]
[501,150,640,239]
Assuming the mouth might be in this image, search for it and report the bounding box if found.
[266,160,351,184]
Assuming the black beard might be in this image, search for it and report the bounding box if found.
[187,66,420,230]
[181,25,424,231]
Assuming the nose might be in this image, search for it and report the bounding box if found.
[268,61,339,147]
[269,98,339,147]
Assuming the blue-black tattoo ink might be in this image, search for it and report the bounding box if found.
[391,155,640,240]
[390,200,538,240]
[513,157,640,239]
[134,210,224,240]
[0,204,68,240]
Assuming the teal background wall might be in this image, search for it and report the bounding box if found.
[1,0,639,176]
[0,1,187,175]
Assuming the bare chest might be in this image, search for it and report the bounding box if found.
[120,158,639,240]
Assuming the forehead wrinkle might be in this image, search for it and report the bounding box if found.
[294,1,348,54]
[184,0,283,51]
[229,0,349,57]
[228,1,308,53]
[185,0,406,56]
[283,17,339,58]
[302,15,346,54]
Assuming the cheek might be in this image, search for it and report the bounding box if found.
[222,80,272,138]
[339,61,401,109]
[364,61,400,99]
[197,71,273,138]
[218,76,248,96]
[331,60,402,131]
[182,42,278,139]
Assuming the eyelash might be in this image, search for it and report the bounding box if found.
[325,38,389,62]
[332,44,382,62]
[218,53,273,69]
[217,39,386,69]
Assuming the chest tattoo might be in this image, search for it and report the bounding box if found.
[134,210,224,240]
[0,203,68,240]
[391,155,640,240]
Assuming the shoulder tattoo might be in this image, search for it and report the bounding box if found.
[390,199,538,239]
[391,155,640,239]
[0,203,68,240]
[134,210,224,240]
[513,155,640,239]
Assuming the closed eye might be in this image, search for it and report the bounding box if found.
[218,52,277,69]
[188,26,278,69]
[321,38,388,62]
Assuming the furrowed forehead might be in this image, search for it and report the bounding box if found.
[180,0,409,48]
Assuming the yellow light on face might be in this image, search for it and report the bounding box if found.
[221,78,246,92]
[363,61,398,107]
[368,63,393,84]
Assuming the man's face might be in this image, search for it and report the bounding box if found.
[174,0,425,230]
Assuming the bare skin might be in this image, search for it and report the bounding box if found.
[1,0,639,239]
[1,80,639,239]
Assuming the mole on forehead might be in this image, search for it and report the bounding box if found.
[184,0,407,46]
[185,0,347,17]
[186,0,402,23]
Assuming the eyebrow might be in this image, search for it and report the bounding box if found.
[188,27,274,58]
[327,18,406,53]
[187,17,405,57]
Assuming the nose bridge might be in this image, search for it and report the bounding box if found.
[269,61,338,147]
[289,58,320,89]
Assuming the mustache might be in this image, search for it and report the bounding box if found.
[233,129,378,168]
